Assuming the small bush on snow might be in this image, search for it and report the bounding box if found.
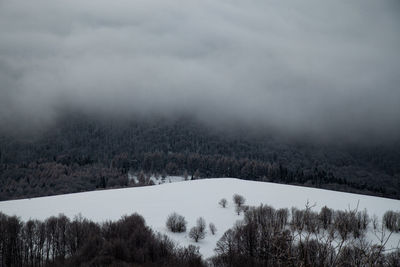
[166,212,187,233]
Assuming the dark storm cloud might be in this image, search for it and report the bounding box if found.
[0,0,399,142]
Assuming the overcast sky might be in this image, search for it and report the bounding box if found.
[0,0,399,142]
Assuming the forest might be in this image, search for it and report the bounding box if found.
[0,114,399,200]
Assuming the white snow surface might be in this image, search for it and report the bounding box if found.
[150,175,186,184]
[128,173,186,185]
[0,178,399,258]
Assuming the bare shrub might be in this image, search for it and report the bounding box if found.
[166,212,187,233]
[233,194,245,208]
[209,223,217,235]
[319,206,334,229]
[219,198,227,208]
[334,209,368,240]
[383,210,400,232]
[291,207,304,231]
[357,209,370,230]
[334,211,352,240]
[304,210,319,234]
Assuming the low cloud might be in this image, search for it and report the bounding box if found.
[0,0,399,142]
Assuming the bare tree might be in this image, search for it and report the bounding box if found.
[233,194,245,208]
[189,226,205,242]
[166,212,187,233]
[219,198,227,208]
[372,214,379,230]
[209,223,217,235]
[215,229,236,258]
[276,208,289,230]
[137,171,146,185]
[196,217,206,234]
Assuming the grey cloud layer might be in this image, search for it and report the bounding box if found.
[0,0,399,141]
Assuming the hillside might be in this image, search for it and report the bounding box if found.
[1,178,399,258]
[1,116,399,201]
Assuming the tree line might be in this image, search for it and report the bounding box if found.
[0,115,398,200]
[0,151,387,201]
[211,201,400,266]
[1,202,399,266]
[0,212,205,267]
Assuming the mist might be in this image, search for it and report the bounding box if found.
[0,0,399,143]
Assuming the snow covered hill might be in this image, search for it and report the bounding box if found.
[0,178,399,258]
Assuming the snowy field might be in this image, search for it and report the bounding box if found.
[0,178,399,258]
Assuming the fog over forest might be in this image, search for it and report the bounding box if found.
[0,0,399,143]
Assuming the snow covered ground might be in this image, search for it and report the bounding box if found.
[128,173,186,185]
[0,178,399,258]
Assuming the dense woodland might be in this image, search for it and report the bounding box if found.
[0,114,399,200]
